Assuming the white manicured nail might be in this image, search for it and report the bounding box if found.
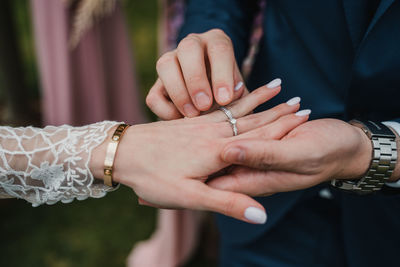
[244,207,267,224]
[286,96,301,106]
[234,81,243,91]
[266,78,282,88]
[295,109,311,116]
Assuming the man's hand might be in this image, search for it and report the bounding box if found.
[208,119,374,196]
[146,29,247,120]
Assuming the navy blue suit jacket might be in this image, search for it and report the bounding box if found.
[179,1,400,266]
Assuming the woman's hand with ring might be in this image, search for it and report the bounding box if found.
[91,83,309,224]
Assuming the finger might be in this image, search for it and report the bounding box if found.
[238,109,308,140]
[221,139,304,172]
[232,63,247,100]
[229,78,282,118]
[208,167,274,196]
[198,68,247,116]
[221,121,312,172]
[156,51,200,118]
[198,67,245,116]
[208,167,315,196]
[202,80,282,123]
[146,79,183,120]
[204,29,236,105]
[177,35,213,111]
[235,99,302,135]
[186,180,267,224]
[216,100,301,138]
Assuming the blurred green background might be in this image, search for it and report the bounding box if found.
[0,1,217,266]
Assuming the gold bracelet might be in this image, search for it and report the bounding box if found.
[104,123,130,187]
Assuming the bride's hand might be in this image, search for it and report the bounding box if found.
[91,83,307,224]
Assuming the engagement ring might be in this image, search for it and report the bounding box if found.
[219,106,238,136]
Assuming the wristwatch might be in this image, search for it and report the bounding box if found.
[330,120,397,194]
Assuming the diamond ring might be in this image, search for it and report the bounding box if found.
[219,106,238,136]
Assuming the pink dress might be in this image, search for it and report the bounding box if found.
[31,0,146,126]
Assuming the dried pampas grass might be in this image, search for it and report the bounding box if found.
[65,0,117,48]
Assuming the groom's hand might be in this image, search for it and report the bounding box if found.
[146,29,246,120]
[208,119,379,196]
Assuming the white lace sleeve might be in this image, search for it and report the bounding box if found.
[0,121,120,207]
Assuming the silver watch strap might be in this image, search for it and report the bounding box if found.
[357,136,397,192]
[331,121,397,194]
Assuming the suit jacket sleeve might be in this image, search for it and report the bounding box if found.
[178,0,259,66]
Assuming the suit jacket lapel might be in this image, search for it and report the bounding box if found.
[342,0,396,49]
[342,0,366,48]
[362,0,396,42]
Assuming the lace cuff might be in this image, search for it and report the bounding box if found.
[0,121,120,206]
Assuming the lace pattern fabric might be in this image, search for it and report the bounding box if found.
[0,121,119,206]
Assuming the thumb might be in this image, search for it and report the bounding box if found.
[190,181,267,224]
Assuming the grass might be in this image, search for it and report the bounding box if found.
[0,186,156,267]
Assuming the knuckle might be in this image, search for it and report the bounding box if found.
[186,33,202,41]
[222,195,237,215]
[209,28,228,38]
[277,113,295,125]
[156,52,176,71]
[186,74,205,85]
[178,35,201,51]
[145,92,156,108]
[267,127,284,140]
[258,147,274,169]
[208,39,233,54]
[230,173,243,192]
[250,116,263,127]
[276,103,289,114]
[186,33,200,39]
[268,109,279,120]
[270,104,287,118]
[260,128,272,139]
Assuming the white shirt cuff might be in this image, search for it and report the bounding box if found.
[382,121,400,188]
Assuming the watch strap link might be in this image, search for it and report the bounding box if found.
[357,136,397,192]
[331,120,397,194]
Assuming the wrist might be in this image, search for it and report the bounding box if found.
[343,124,373,179]
[109,126,136,184]
[89,125,118,181]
